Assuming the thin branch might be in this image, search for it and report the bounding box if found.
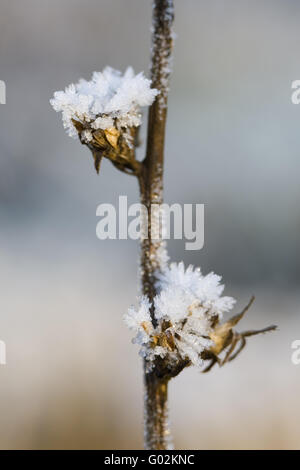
[140,0,175,450]
[139,0,174,316]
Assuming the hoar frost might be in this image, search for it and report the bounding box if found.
[50,66,158,141]
[50,67,158,174]
[124,262,236,372]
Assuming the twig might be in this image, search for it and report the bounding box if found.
[138,0,175,450]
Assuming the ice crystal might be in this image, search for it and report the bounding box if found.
[124,262,236,372]
[50,66,159,138]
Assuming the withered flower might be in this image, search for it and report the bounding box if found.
[50,66,159,174]
[124,262,276,378]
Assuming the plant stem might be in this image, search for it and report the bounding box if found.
[138,0,174,450]
[144,373,170,450]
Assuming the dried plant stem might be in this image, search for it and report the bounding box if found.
[144,373,170,450]
[138,0,174,450]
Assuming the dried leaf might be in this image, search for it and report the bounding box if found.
[92,151,103,174]
[72,119,84,133]
[104,127,120,149]
[141,321,152,335]
[160,332,175,352]
[93,130,108,149]
[208,296,255,355]
[165,330,176,351]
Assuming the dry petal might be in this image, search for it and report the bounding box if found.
[104,127,120,149]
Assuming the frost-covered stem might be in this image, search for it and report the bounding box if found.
[139,0,174,450]
[144,374,170,450]
[140,0,174,321]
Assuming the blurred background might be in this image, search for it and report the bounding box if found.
[0,0,300,449]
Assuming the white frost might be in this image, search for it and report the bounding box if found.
[124,262,236,371]
[50,66,159,138]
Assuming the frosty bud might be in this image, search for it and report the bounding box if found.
[51,66,159,174]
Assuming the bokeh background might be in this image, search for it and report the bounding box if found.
[0,0,300,449]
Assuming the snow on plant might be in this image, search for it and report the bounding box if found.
[51,66,158,173]
[51,0,277,451]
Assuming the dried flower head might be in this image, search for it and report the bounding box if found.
[50,66,159,173]
[124,262,276,377]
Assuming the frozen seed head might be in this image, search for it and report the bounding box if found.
[50,67,159,173]
[50,66,158,138]
[124,262,237,373]
[125,261,276,375]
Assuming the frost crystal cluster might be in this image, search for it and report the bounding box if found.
[124,262,236,372]
[51,67,159,174]
[50,66,158,141]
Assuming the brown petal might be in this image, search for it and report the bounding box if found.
[104,127,120,149]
